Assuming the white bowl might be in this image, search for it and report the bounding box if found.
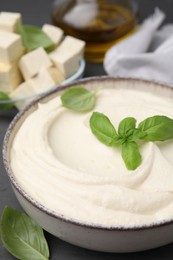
[0,58,85,110]
[3,76,173,253]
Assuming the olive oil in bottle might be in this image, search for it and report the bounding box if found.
[52,0,137,62]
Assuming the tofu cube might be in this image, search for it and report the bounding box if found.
[0,29,24,64]
[29,68,56,94]
[0,62,22,93]
[10,81,35,110]
[0,12,22,32]
[58,36,85,56]
[49,36,85,78]
[10,81,35,100]
[50,52,80,78]
[42,24,63,46]
[46,66,65,84]
[19,47,52,80]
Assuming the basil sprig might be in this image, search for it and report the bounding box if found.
[18,25,55,52]
[61,86,96,112]
[90,112,173,170]
[0,206,49,260]
[0,91,14,110]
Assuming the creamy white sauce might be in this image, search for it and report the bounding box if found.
[10,83,173,227]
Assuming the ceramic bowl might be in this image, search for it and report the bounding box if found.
[3,77,173,253]
[0,58,85,111]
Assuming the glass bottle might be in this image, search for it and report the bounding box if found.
[52,0,138,62]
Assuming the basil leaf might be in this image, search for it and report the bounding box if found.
[61,86,96,112]
[0,206,49,260]
[111,137,124,146]
[18,25,55,52]
[90,112,119,146]
[118,117,136,137]
[122,141,142,170]
[129,128,147,141]
[138,115,173,141]
[0,91,14,110]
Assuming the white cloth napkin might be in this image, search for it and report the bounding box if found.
[104,8,173,86]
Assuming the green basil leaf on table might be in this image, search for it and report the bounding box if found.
[61,86,96,112]
[18,25,55,52]
[0,206,49,260]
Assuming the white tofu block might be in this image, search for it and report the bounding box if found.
[0,12,22,32]
[19,47,52,80]
[50,50,80,78]
[0,62,22,93]
[1,12,21,21]
[57,36,85,56]
[49,36,85,78]
[46,66,65,84]
[0,29,24,64]
[42,24,63,46]
[10,81,35,110]
[10,81,35,100]
[29,69,56,94]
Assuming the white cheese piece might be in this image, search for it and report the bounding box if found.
[29,65,66,94]
[46,66,65,84]
[0,62,22,93]
[49,36,85,78]
[50,53,80,79]
[29,68,56,94]
[10,81,35,100]
[19,47,52,80]
[42,24,63,46]
[58,36,85,56]
[10,65,65,109]
[0,29,24,64]
[10,81,35,110]
[0,12,22,32]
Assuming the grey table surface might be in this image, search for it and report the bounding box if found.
[1,0,173,259]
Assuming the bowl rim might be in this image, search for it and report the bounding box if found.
[0,58,85,104]
[3,75,173,231]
